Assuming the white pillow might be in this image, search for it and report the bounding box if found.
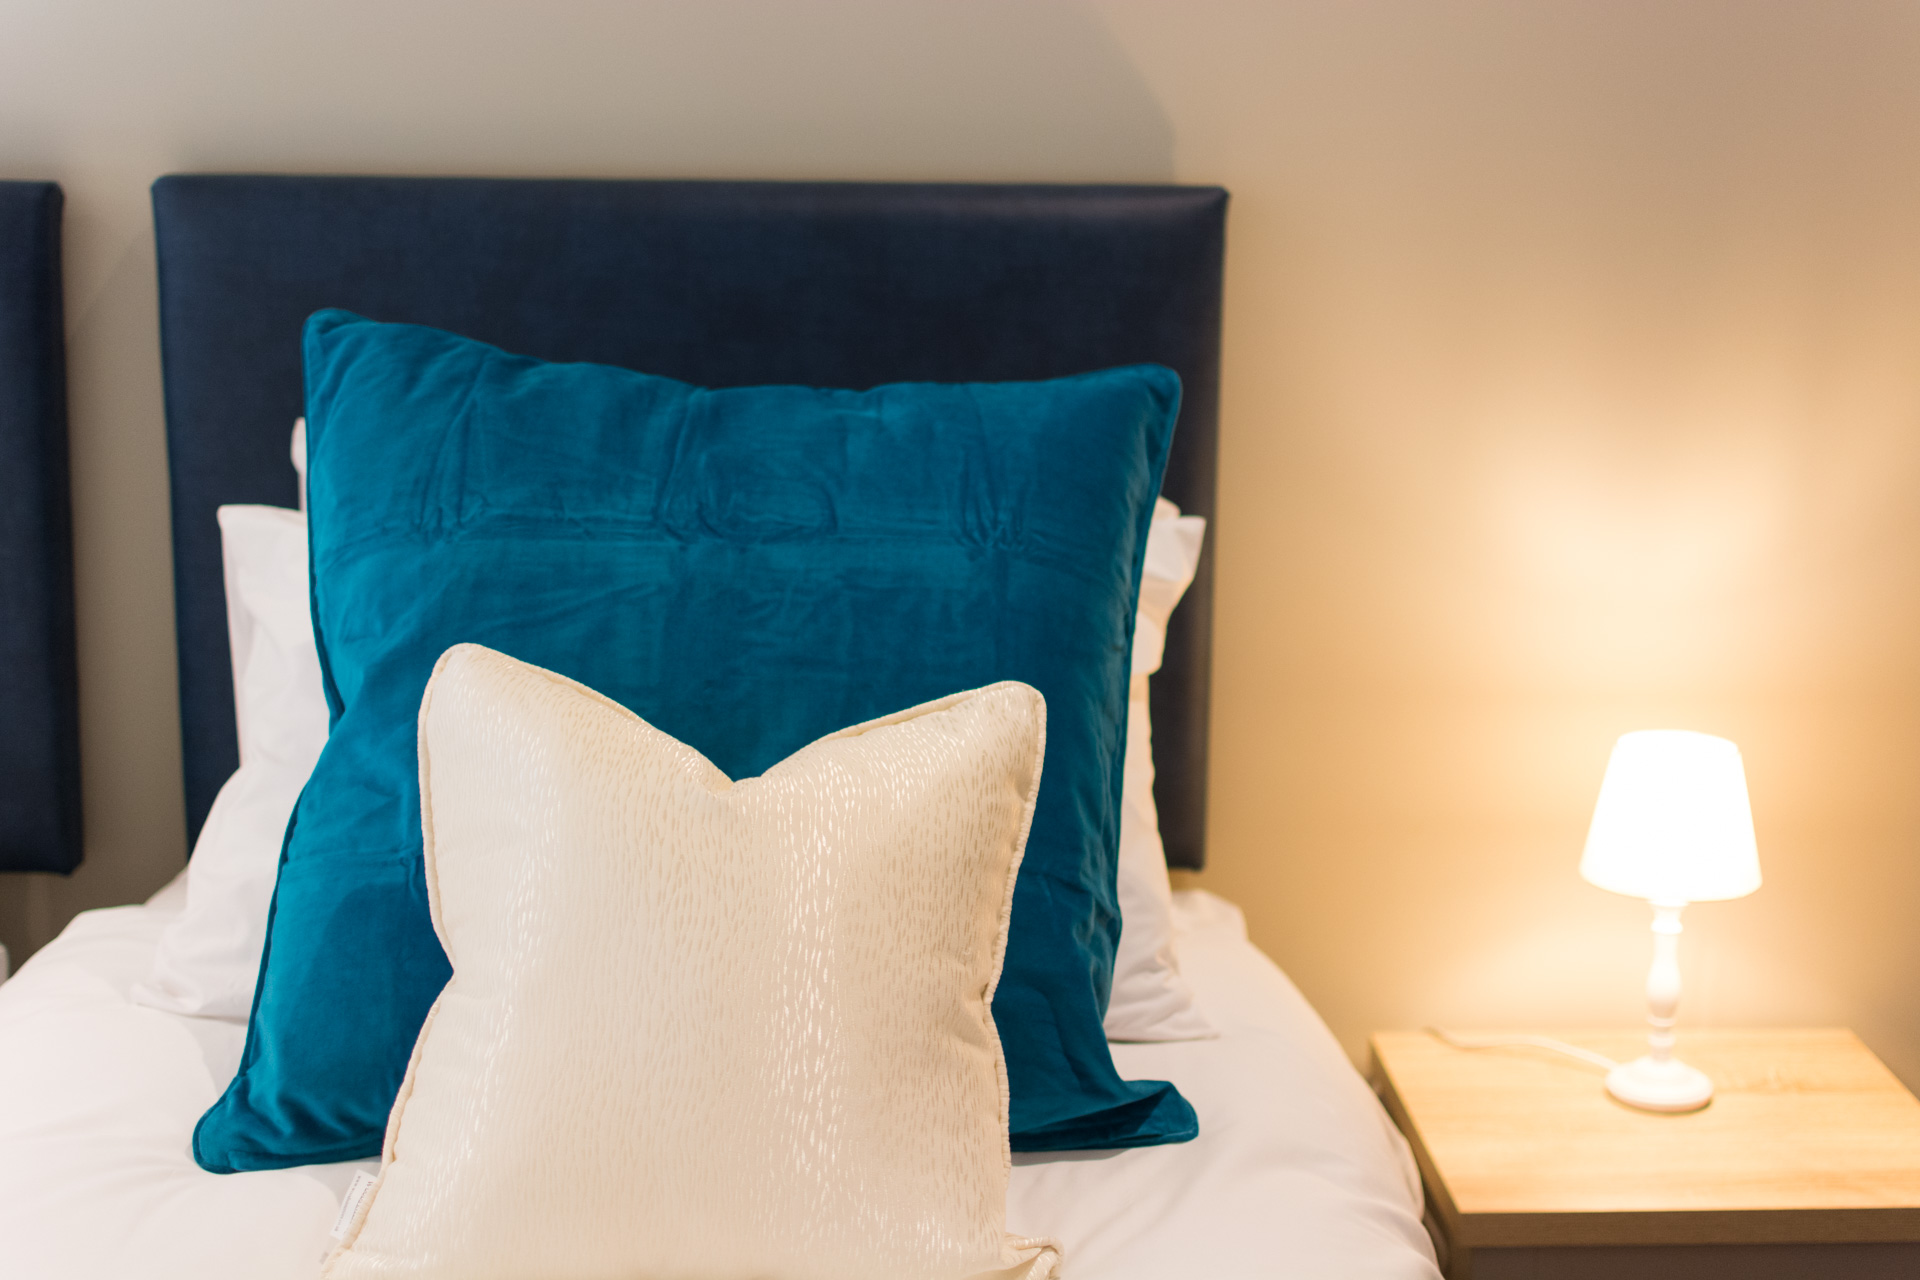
[1101,497,1216,1042]
[291,417,308,511]
[132,504,328,1019]
[324,645,1060,1280]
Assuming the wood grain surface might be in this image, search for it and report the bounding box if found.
[1370,1028,1920,1249]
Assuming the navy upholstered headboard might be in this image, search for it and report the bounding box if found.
[153,176,1225,867]
[0,181,82,874]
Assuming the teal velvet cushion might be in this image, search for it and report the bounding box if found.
[192,311,1197,1173]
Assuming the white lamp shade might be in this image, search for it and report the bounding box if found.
[1581,730,1761,903]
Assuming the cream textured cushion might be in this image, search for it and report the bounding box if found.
[324,644,1060,1280]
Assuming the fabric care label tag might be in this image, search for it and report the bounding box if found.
[331,1171,379,1241]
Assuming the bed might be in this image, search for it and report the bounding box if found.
[0,877,1434,1278]
[0,176,1440,1279]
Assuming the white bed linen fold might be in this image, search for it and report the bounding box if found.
[0,879,1437,1280]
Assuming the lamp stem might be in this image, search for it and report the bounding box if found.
[1601,897,1714,1110]
[1644,901,1687,1065]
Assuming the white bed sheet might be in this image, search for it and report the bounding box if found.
[0,880,1438,1280]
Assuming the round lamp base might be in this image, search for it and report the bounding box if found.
[1605,1056,1714,1113]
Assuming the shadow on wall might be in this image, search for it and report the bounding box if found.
[0,1,1177,184]
[0,0,1176,967]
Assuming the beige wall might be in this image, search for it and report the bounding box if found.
[6,1,1920,1090]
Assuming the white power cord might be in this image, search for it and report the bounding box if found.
[1424,1026,1618,1071]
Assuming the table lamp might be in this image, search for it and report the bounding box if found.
[1581,730,1761,1112]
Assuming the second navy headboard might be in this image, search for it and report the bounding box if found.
[0,181,81,874]
[153,176,1225,868]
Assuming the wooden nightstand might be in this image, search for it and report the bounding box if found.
[1370,1029,1920,1280]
